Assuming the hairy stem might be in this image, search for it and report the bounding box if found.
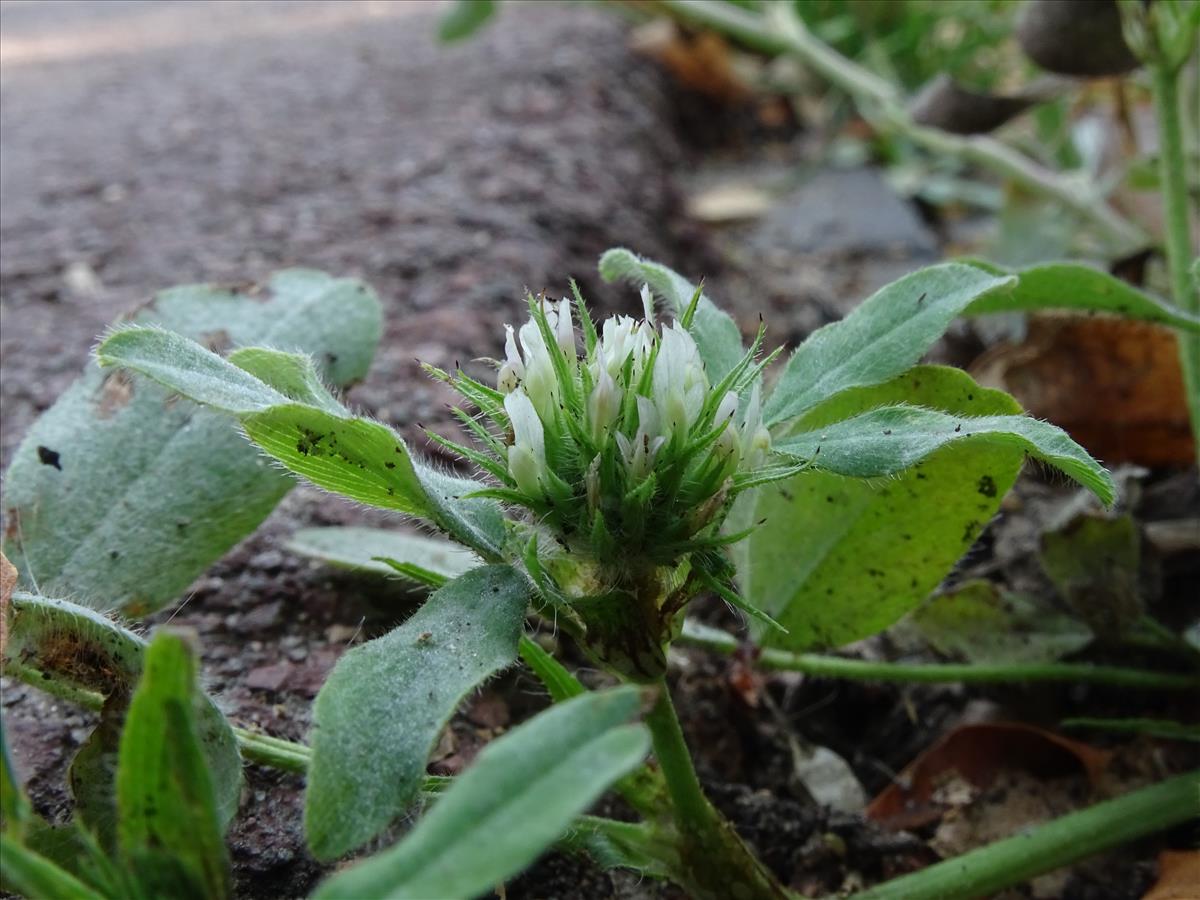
[644,686,790,899]
[679,621,1200,691]
[855,770,1200,899]
[654,0,1146,252]
[1149,57,1200,459]
[233,728,311,773]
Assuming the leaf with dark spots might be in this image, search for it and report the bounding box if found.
[904,579,1092,665]
[763,264,1014,426]
[100,330,507,559]
[116,633,231,899]
[729,366,1028,651]
[2,592,242,831]
[1039,513,1144,640]
[774,405,1112,503]
[35,447,61,470]
[3,269,382,615]
[315,688,649,900]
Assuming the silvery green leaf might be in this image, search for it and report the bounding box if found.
[314,687,650,900]
[3,269,381,615]
[762,263,1014,427]
[304,565,530,859]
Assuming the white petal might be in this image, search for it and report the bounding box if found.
[504,390,545,467]
[635,396,661,439]
[715,391,738,424]
[588,366,619,439]
[556,298,575,358]
[508,445,543,497]
[640,283,655,324]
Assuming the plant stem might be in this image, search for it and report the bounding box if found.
[855,770,1200,899]
[654,0,1147,253]
[645,688,715,828]
[1149,57,1200,458]
[679,621,1200,691]
[644,686,790,899]
[520,633,670,817]
[233,728,311,773]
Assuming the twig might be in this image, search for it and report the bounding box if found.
[854,770,1200,899]
[679,620,1200,691]
[654,0,1148,253]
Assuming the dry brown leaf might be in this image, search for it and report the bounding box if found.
[866,722,1111,830]
[972,316,1194,466]
[630,20,750,102]
[1142,851,1200,900]
[0,550,16,658]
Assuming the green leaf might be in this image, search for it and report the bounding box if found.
[962,260,1200,332]
[599,248,747,384]
[2,269,381,615]
[518,635,585,703]
[286,526,479,585]
[226,347,347,413]
[762,263,1015,427]
[23,824,128,898]
[1039,513,1143,639]
[67,703,125,852]
[116,633,231,900]
[1,592,243,830]
[97,328,507,559]
[774,404,1114,504]
[438,0,497,43]
[906,579,1092,664]
[1,715,33,839]
[314,687,650,900]
[0,836,108,900]
[1062,717,1200,742]
[731,366,1029,650]
[558,817,674,878]
[305,565,530,859]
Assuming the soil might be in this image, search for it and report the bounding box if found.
[1,3,1196,899]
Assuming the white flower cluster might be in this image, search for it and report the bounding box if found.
[495,289,770,501]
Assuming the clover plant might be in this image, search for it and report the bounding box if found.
[4,251,1199,899]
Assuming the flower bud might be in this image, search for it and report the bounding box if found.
[587,366,619,441]
[653,324,705,440]
[504,391,546,497]
[518,319,557,420]
[585,455,602,514]
[714,390,738,426]
[497,324,525,393]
